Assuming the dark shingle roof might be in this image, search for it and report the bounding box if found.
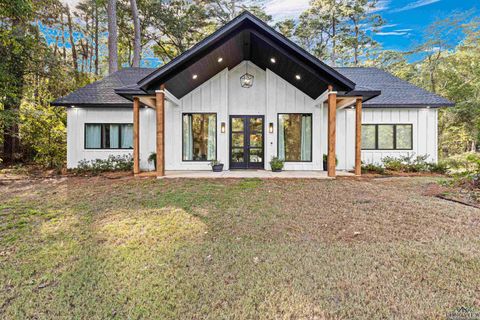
[52,66,453,108]
[335,67,454,107]
[51,68,155,107]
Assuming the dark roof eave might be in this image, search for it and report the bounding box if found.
[363,102,455,108]
[51,102,135,108]
[137,11,356,91]
[337,90,381,103]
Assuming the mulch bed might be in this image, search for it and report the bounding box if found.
[423,182,480,209]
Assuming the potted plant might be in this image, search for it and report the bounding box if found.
[323,154,338,171]
[270,157,284,172]
[148,152,157,170]
[210,160,224,172]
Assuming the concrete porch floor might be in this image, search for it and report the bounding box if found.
[137,170,355,179]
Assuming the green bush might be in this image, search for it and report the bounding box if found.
[445,152,480,175]
[427,161,449,174]
[148,152,157,169]
[361,162,385,174]
[75,155,133,174]
[270,157,284,171]
[382,154,431,173]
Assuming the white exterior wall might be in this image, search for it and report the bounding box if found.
[360,108,438,165]
[67,61,439,171]
[66,107,156,170]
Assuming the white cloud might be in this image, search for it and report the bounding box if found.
[376,31,409,36]
[390,0,440,13]
[369,0,391,12]
[264,0,310,21]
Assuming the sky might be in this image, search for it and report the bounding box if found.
[263,0,478,52]
[56,0,478,65]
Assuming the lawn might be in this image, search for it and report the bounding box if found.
[0,175,479,319]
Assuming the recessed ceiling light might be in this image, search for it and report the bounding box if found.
[270,57,276,63]
[192,74,198,80]
[218,57,223,63]
[295,74,301,80]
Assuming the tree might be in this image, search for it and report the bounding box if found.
[145,0,212,61]
[342,0,383,65]
[0,0,36,162]
[275,19,295,38]
[130,0,141,67]
[206,0,271,25]
[107,0,118,73]
[66,4,79,72]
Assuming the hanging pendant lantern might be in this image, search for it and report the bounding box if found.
[240,61,254,88]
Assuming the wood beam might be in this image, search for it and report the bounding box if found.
[355,98,363,176]
[327,85,337,178]
[336,97,357,109]
[156,85,165,176]
[133,97,140,175]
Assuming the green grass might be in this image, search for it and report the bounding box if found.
[0,176,479,319]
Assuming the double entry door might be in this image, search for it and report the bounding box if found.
[229,115,264,169]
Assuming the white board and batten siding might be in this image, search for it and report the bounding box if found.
[67,61,439,171]
[361,108,439,165]
[66,107,156,170]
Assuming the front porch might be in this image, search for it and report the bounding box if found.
[136,170,354,179]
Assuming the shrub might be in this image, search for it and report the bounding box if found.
[323,154,339,165]
[446,152,480,175]
[443,153,480,188]
[270,157,284,171]
[361,162,385,174]
[148,152,157,169]
[427,161,449,174]
[382,154,431,173]
[76,154,133,174]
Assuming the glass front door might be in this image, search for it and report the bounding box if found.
[229,115,264,169]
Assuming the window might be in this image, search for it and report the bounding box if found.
[183,113,216,161]
[362,124,413,150]
[85,124,133,149]
[278,114,312,162]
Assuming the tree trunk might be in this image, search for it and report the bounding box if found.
[3,19,25,163]
[94,1,99,75]
[130,0,141,67]
[107,0,118,74]
[66,5,78,72]
[61,10,66,60]
[331,16,336,67]
[354,22,359,66]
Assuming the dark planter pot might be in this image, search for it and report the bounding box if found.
[212,164,224,172]
[323,160,327,171]
[272,168,282,172]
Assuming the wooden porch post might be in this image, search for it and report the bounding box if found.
[327,86,337,178]
[156,85,165,176]
[355,98,363,176]
[133,97,140,175]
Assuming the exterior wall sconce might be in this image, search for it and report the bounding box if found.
[269,122,274,133]
[221,122,226,133]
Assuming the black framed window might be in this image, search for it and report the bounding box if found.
[362,124,413,150]
[85,123,133,149]
[182,113,217,161]
[278,113,312,162]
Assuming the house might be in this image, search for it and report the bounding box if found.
[52,12,453,177]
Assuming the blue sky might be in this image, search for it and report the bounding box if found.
[264,0,478,52]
